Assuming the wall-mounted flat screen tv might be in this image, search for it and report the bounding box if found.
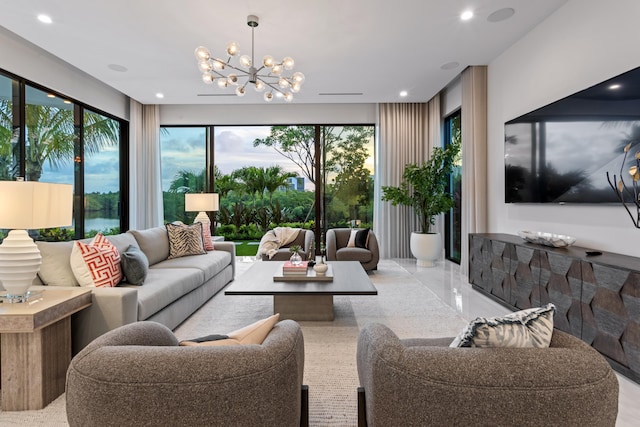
[505,66,640,204]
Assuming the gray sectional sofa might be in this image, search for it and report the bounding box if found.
[31,226,236,354]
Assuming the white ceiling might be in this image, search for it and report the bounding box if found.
[0,0,568,105]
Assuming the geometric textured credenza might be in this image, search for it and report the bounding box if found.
[469,233,640,383]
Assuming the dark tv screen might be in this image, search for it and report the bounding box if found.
[505,66,640,204]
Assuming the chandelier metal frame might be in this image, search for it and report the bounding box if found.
[195,15,305,102]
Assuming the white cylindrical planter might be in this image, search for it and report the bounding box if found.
[410,232,442,267]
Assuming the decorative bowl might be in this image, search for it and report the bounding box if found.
[517,230,576,248]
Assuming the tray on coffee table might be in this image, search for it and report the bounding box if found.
[273,264,334,282]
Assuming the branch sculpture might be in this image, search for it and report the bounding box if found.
[606,141,640,228]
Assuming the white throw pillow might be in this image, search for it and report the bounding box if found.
[347,229,359,247]
[70,233,123,288]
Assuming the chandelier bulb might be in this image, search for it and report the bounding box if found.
[202,73,215,84]
[217,79,228,89]
[263,55,275,68]
[271,64,283,76]
[194,46,211,61]
[292,72,305,84]
[212,60,225,71]
[284,92,293,102]
[278,78,290,89]
[236,86,246,96]
[226,42,239,56]
[254,80,266,92]
[291,82,301,93]
[264,92,273,102]
[239,55,252,68]
[228,74,238,85]
[198,61,213,73]
[282,57,294,70]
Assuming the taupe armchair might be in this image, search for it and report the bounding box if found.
[356,323,618,427]
[66,320,308,427]
[326,228,379,271]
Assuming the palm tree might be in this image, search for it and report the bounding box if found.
[168,169,206,193]
[264,165,296,204]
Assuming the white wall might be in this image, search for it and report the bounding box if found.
[160,103,376,125]
[488,0,640,256]
[0,27,129,120]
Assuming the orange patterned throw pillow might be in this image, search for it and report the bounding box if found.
[70,233,123,287]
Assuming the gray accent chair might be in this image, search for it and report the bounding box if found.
[261,229,315,262]
[326,228,379,271]
[356,323,618,427]
[66,320,308,427]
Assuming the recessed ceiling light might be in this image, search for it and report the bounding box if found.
[441,61,460,70]
[609,84,621,90]
[108,64,128,72]
[487,8,515,23]
[399,91,408,97]
[155,93,164,99]
[37,14,52,24]
[47,94,56,98]
[460,10,474,21]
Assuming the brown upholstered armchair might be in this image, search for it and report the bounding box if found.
[326,228,379,271]
[66,320,308,427]
[356,323,618,427]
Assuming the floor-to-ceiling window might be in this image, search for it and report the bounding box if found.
[0,69,128,242]
[444,110,462,263]
[160,124,375,256]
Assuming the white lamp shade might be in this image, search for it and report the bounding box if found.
[185,193,219,212]
[0,181,73,230]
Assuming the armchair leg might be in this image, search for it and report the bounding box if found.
[357,387,367,427]
[300,384,309,427]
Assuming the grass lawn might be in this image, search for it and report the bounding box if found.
[233,240,260,257]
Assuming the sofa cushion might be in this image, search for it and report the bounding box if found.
[101,233,139,255]
[355,228,370,248]
[70,234,123,288]
[131,267,205,320]
[36,241,79,287]
[166,223,206,259]
[121,245,149,285]
[152,250,231,282]
[128,227,170,266]
[179,314,280,347]
[450,303,556,348]
[336,247,372,263]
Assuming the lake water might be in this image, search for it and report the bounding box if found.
[85,218,120,232]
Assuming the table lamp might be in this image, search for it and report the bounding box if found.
[0,181,73,302]
[185,193,219,223]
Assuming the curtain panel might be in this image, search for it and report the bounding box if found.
[375,98,440,258]
[129,100,163,230]
[460,66,488,275]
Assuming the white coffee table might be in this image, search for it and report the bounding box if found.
[225,261,377,320]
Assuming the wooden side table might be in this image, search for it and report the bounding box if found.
[0,288,92,411]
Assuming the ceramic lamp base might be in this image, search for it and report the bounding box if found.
[0,229,41,301]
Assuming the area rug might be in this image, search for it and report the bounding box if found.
[0,259,467,426]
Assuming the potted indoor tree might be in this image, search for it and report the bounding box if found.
[382,140,461,267]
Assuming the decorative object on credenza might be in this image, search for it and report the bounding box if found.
[0,180,73,302]
[382,140,461,267]
[289,245,303,266]
[517,230,576,248]
[606,141,640,228]
[194,15,305,102]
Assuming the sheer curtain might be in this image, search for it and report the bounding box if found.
[460,66,488,275]
[129,100,163,230]
[374,96,441,258]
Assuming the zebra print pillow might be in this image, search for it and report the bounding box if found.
[450,303,556,348]
[166,222,206,259]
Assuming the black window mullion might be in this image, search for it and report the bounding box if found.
[73,105,84,239]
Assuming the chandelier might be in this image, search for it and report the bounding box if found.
[194,15,305,102]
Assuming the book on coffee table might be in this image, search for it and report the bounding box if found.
[273,264,334,282]
[282,261,309,275]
